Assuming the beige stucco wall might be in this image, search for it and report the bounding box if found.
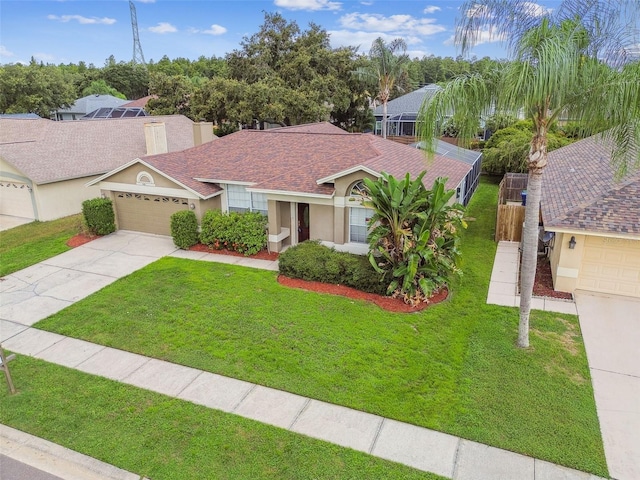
[549,232,586,293]
[107,164,183,189]
[35,176,102,221]
[310,204,334,243]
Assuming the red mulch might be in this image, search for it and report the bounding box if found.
[278,275,448,313]
[66,233,98,248]
[532,256,573,300]
[189,243,279,261]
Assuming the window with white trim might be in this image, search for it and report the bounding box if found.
[226,184,267,215]
[349,206,374,243]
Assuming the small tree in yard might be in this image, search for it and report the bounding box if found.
[364,172,466,305]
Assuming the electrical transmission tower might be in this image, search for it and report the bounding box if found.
[130,1,146,65]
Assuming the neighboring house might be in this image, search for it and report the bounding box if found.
[121,95,156,109]
[373,84,442,138]
[541,135,640,298]
[413,139,482,206]
[0,113,42,119]
[89,122,473,253]
[0,116,213,221]
[81,107,148,120]
[52,94,129,121]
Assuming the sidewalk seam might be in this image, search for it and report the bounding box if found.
[287,398,311,430]
[368,418,385,454]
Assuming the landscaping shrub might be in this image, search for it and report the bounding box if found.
[81,197,115,236]
[200,210,267,255]
[170,210,199,249]
[278,241,387,295]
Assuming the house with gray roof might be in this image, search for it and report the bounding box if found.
[541,135,640,298]
[373,84,442,138]
[89,122,472,252]
[0,116,213,222]
[52,94,129,121]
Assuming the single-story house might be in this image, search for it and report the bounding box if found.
[373,84,442,138]
[52,94,129,121]
[89,122,473,254]
[542,135,640,298]
[0,116,213,221]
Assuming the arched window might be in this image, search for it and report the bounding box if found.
[136,171,155,186]
[349,180,367,198]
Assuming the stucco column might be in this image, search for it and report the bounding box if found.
[267,199,282,252]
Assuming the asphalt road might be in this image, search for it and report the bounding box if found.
[0,454,64,480]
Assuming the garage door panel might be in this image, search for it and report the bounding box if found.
[578,236,640,298]
[0,182,34,218]
[115,192,188,236]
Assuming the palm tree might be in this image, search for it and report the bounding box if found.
[419,0,640,348]
[356,37,411,139]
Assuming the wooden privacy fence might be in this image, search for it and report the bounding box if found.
[495,204,526,242]
[495,173,528,242]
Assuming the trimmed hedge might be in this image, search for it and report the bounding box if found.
[200,210,267,256]
[170,210,199,249]
[82,197,115,236]
[278,241,387,295]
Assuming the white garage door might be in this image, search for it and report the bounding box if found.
[578,236,640,298]
[0,181,35,218]
[114,192,189,236]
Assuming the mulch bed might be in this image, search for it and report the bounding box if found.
[66,233,99,248]
[277,275,449,313]
[532,256,573,300]
[189,243,279,261]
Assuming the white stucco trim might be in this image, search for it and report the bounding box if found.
[557,267,579,278]
[316,166,381,185]
[269,227,290,243]
[249,190,335,203]
[98,181,201,199]
[546,227,640,241]
[195,178,254,186]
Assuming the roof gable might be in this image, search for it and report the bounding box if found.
[374,84,442,116]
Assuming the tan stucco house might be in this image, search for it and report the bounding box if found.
[89,122,472,254]
[542,135,640,298]
[0,116,212,222]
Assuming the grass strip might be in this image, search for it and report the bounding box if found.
[0,356,444,480]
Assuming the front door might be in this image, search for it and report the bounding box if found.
[297,203,310,242]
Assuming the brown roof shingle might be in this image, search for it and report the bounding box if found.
[541,135,640,235]
[141,123,471,198]
[0,116,196,184]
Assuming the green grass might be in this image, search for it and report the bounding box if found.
[0,214,82,276]
[0,357,443,480]
[12,179,607,476]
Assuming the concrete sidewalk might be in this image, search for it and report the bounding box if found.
[0,325,603,480]
[486,241,578,314]
[0,232,604,479]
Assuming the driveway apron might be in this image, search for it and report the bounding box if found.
[0,231,177,328]
[575,291,640,480]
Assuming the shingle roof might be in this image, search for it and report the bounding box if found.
[121,95,156,109]
[541,135,640,235]
[373,84,441,117]
[141,122,471,198]
[0,116,196,184]
[56,94,129,115]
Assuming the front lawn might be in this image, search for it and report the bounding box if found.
[0,356,443,480]
[34,180,607,476]
[0,214,82,277]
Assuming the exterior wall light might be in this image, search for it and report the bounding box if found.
[569,236,576,249]
[190,203,196,210]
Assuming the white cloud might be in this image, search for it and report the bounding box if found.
[149,22,178,34]
[423,6,441,14]
[0,45,14,57]
[274,0,341,11]
[328,30,423,52]
[33,52,56,62]
[360,1,373,5]
[444,28,506,46]
[137,0,156,3]
[47,14,116,25]
[521,2,552,17]
[203,24,227,35]
[339,13,446,36]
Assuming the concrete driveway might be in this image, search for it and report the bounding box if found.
[0,231,177,330]
[575,291,640,480]
[0,215,33,232]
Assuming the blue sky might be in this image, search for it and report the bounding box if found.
[0,0,563,66]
